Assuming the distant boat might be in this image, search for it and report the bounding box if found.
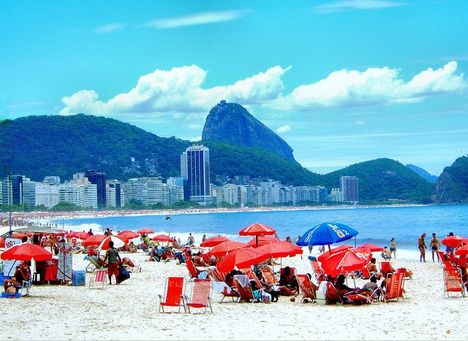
[165,216,171,220]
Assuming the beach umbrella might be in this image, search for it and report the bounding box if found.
[1,243,53,262]
[152,234,173,243]
[257,242,303,258]
[321,248,370,277]
[246,236,281,247]
[317,245,353,262]
[296,222,358,249]
[239,223,276,247]
[98,235,126,250]
[118,231,139,239]
[208,241,247,257]
[455,245,468,256]
[82,234,107,247]
[356,243,384,253]
[200,235,230,248]
[137,228,154,235]
[217,247,270,272]
[442,235,465,248]
[70,232,91,240]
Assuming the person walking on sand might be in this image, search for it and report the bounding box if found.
[390,238,397,259]
[104,241,121,285]
[430,233,440,262]
[418,233,427,262]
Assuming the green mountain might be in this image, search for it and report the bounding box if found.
[0,113,436,203]
[202,101,295,162]
[0,114,321,186]
[434,156,468,203]
[406,164,438,184]
[324,158,435,203]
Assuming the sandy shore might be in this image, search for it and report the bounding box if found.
[0,249,466,340]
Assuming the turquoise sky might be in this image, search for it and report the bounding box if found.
[1,0,468,175]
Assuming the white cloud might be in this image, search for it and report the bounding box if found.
[59,61,467,117]
[95,23,125,33]
[272,61,467,111]
[59,65,290,116]
[313,0,407,14]
[276,125,291,133]
[144,10,248,29]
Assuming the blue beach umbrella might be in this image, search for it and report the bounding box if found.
[296,222,358,247]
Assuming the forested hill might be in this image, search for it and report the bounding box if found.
[0,114,322,185]
[434,156,468,203]
[324,158,435,203]
[0,113,436,203]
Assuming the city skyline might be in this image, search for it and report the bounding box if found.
[2,1,468,175]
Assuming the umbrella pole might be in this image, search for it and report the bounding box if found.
[256,236,258,247]
[354,236,356,248]
[328,244,331,252]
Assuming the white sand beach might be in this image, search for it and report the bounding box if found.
[0,250,466,340]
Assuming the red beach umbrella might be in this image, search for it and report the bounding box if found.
[442,236,465,248]
[321,248,371,277]
[1,243,53,262]
[247,236,281,247]
[217,247,270,272]
[99,235,126,250]
[200,235,230,248]
[152,234,173,243]
[257,242,303,258]
[82,234,107,247]
[317,245,353,262]
[239,223,276,247]
[73,232,92,240]
[138,228,154,235]
[356,243,384,253]
[455,245,468,256]
[118,231,139,240]
[208,241,247,257]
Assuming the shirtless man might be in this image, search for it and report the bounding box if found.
[418,233,427,262]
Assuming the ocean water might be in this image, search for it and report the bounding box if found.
[55,205,468,259]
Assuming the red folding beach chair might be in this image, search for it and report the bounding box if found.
[296,274,316,303]
[383,272,404,302]
[443,268,466,298]
[310,260,325,280]
[245,269,264,290]
[234,276,254,303]
[159,277,186,313]
[89,269,107,289]
[380,261,394,277]
[261,268,279,285]
[185,258,201,279]
[324,281,343,304]
[360,266,371,279]
[208,268,226,282]
[184,279,213,313]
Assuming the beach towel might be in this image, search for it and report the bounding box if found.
[1,292,22,299]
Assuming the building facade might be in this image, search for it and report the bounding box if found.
[85,170,107,208]
[340,176,359,203]
[181,145,211,205]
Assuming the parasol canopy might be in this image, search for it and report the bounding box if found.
[216,247,269,272]
[200,235,230,248]
[442,235,465,248]
[137,228,154,235]
[321,248,371,277]
[98,235,126,250]
[152,234,173,243]
[82,234,107,247]
[208,241,247,257]
[246,236,281,247]
[296,222,358,247]
[257,241,303,258]
[1,243,53,261]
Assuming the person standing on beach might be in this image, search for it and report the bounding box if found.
[418,233,427,262]
[430,233,440,262]
[389,238,397,259]
[104,241,121,285]
[187,233,195,246]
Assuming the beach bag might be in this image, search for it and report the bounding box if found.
[118,266,130,283]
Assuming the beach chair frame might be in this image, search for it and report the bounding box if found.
[184,279,213,314]
[383,272,405,302]
[89,269,107,289]
[159,277,186,313]
[443,268,466,298]
[296,274,316,303]
[234,276,254,303]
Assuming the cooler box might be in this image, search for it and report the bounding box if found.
[72,271,86,286]
[0,273,11,283]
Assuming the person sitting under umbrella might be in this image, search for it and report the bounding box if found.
[3,261,31,293]
[334,274,355,297]
[279,266,299,296]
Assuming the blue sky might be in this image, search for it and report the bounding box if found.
[1,0,468,175]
